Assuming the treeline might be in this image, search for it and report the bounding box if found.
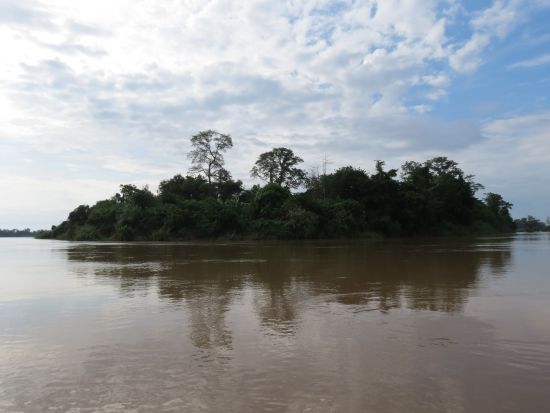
[0,228,41,237]
[514,216,550,232]
[39,130,516,241]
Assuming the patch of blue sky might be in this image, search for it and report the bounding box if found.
[455,0,496,16]
[369,2,377,19]
[309,1,349,17]
[438,0,494,43]
[429,8,550,121]
[371,91,383,105]
[305,25,336,46]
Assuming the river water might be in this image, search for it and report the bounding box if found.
[1,235,549,412]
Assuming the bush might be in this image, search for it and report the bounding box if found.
[253,219,288,239]
[285,207,319,239]
[252,184,291,219]
[74,225,98,241]
[369,215,402,236]
[323,200,365,237]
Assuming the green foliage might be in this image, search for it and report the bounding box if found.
[321,166,370,201]
[285,207,319,239]
[483,193,515,232]
[68,205,90,225]
[0,228,41,237]
[514,216,548,232]
[323,199,365,237]
[398,157,483,234]
[251,147,306,188]
[252,183,291,219]
[41,151,520,241]
[87,200,120,237]
[252,219,289,239]
[159,174,213,201]
[215,170,244,201]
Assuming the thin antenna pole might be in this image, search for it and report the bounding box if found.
[322,154,332,199]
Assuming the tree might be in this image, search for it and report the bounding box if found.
[484,193,513,217]
[158,174,213,201]
[188,130,233,184]
[483,192,514,232]
[114,184,156,208]
[514,215,546,232]
[68,205,90,225]
[250,147,306,188]
[398,157,483,232]
[320,166,370,201]
[214,168,244,200]
[39,149,520,241]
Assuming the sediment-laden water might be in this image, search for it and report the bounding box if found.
[1,235,549,412]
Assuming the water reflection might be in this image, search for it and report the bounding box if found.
[64,239,513,341]
[4,236,550,413]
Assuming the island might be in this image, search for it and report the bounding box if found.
[36,130,522,241]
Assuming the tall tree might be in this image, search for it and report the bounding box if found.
[484,192,514,231]
[250,147,306,188]
[188,130,233,184]
[484,192,513,217]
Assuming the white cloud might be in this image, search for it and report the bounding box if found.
[471,0,523,38]
[449,0,550,72]
[507,53,550,69]
[422,74,449,88]
[449,33,491,72]
[459,111,550,218]
[0,0,548,226]
[100,155,176,175]
[412,104,432,114]
[0,175,119,228]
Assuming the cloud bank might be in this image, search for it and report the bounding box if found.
[0,0,549,227]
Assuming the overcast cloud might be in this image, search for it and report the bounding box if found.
[1,0,549,228]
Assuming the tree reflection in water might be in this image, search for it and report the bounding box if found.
[64,239,512,348]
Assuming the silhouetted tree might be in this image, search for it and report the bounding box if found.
[68,205,90,225]
[251,147,306,188]
[188,130,233,184]
[514,215,547,232]
[159,174,213,201]
[215,169,244,200]
[321,166,370,201]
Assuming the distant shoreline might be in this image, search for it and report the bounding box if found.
[0,229,43,238]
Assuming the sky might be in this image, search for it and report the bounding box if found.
[0,0,549,229]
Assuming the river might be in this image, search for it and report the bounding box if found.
[1,235,549,412]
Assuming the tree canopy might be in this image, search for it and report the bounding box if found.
[514,215,549,232]
[38,131,529,241]
[250,147,306,188]
[188,130,233,184]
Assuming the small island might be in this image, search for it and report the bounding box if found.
[37,130,520,241]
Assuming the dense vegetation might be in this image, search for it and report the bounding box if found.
[514,216,550,232]
[39,130,519,241]
[0,228,41,237]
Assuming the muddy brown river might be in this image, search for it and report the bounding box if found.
[1,235,549,412]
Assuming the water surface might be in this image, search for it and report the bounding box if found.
[1,235,550,412]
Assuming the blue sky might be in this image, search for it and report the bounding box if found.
[0,0,549,229]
